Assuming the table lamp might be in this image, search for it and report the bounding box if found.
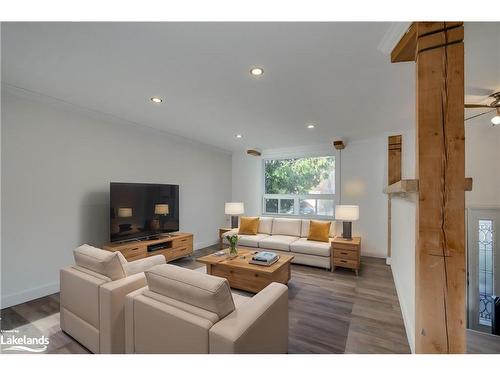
[225,202,244,229]
[335,205,359,240]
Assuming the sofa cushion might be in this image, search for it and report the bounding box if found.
[239,217,260,235]
[307,220,331,242]
[258,217,273,234]
[145,264,235,319]
[258,235,299,251]
[290,238,332,257]
[271,218,302,237]
[74,244,126,281]
[301,219,337,238]
[238,233,270,248]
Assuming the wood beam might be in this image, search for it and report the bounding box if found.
[391,22,464,63]
[392,22,466,353]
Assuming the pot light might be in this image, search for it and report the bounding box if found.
[236,134,243,139]
[307,124,315,129]
[492,115,500,126]
[250,67,264,77]
[150,97,163,103]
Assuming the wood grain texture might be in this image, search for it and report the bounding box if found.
[102,233,193,262]
[414,23,465,353]
[198,248,294,293]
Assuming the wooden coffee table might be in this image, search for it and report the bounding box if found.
[197,249,294,293]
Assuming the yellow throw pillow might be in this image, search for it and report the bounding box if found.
[307,220,331,242]
[238,217,260,235]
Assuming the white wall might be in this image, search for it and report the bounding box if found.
[1,88,232,308]
[340,137,387,257]
[388,128,416,352]
[465,118,500,208]
[232,151,262,217]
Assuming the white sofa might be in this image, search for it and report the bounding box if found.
[125,264,288,353]
[223,217,336,270]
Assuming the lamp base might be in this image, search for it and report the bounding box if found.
[231,216,239,229]
[342,221,352,240]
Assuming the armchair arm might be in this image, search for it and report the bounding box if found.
[125,255,166,276]
[209,282,288,354]
[99,273,148,353]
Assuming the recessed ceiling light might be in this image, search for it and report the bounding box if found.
[236,134,243,139]
[250,67,264,77]
[307,124,315,129]
[150,97,163,103]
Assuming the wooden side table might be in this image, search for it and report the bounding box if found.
[331,236,361,276]
[219,227,233,249]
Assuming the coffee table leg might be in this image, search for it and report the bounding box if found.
[206,264,212,274]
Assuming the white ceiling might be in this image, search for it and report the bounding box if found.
[2,22,499,152]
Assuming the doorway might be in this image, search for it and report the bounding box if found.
[467,208,500,333]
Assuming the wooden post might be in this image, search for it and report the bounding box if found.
[392,22,466,353]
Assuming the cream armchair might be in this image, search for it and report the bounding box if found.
[60,244,165,353]
[125,264,289,353]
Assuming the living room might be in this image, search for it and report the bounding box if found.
[1,1,500,372]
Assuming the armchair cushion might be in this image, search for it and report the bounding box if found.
[74,244,126,281]
[209,282,288,353]
[145,264,235,319]
[125,254,166,276]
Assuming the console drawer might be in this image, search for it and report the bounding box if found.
[172,236,192,249]
[120,246,147,260]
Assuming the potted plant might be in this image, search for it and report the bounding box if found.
[225,234,239,258]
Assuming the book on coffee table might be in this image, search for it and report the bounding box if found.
[249,251,280,266]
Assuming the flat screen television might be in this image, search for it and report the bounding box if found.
[110,182,179,243]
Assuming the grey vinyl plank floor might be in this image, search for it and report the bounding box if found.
[1,244,414,354]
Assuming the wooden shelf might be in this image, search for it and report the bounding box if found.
[384,179,419,194]
[385,178,473,195]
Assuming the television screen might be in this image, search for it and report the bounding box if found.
[110,182,179,242]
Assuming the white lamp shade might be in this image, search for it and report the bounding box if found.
[335,205,359,221]
[118,207,133,218]
[225,202,245,215]
[154,204,169,215]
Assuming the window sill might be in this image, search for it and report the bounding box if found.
[261,213,335,220]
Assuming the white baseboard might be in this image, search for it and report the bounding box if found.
[390,265,415,353]
[194,239,218,251]
[1,281,60,309]
[386,257,392,265]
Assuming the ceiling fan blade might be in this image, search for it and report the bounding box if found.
[465,109,495,121]
[466,87,495,96]
[465,104,492,108]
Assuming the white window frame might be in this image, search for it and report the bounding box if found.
[261,149,339,219]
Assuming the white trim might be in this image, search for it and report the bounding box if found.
[1,281,60,309]
[194,239,218,251]
[391,265,415,353]
[377,22,412,55]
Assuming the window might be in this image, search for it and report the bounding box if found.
[263,155,335,217]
